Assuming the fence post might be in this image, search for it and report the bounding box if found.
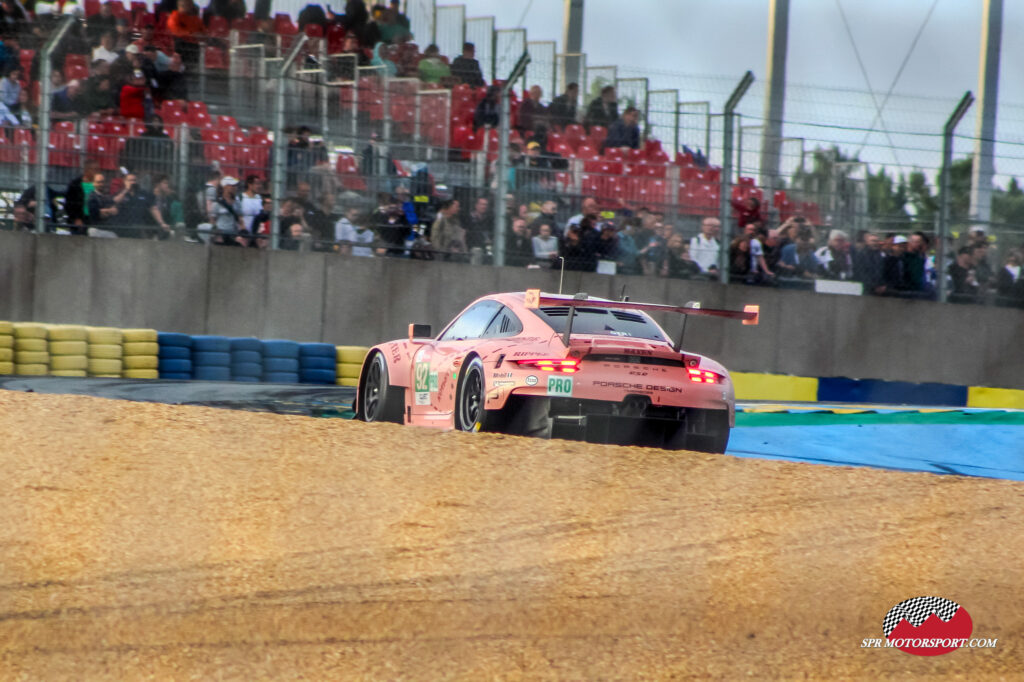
[270,33,308,250]
[937,91,975,304]
[493,51,530,268]
[34,16,74,234]
[717,71,754,285]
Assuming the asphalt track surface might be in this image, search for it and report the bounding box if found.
[1,389,1022,679]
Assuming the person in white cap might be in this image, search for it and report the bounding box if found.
[211,176,246,245]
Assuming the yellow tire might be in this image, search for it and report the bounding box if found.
[92,374,121,378]
[15,350,48,365]
[0,348,10,362]
[89,344,123,359]
[0,321,12,335]
[88,358,122,375]
[50,369,87,377]
[121,328,157,343]
[337,362,362,379]
[337,377,358,387]
[87,327,123,344]
[15,338,47,352]
[0,334,12,349]
[50,355,88,371]
[15,363,48,375]
[123,341,160,356]
[123,355,158,370]
[336,346,370,364]
[13,323,46,339]
[0,361,12,374]
[47,325,88,341]
[123,369,159,379]
[49,341,88,355]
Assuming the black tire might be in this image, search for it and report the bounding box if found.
[456,357,551,437]
[360,351,405,424]
[455,357,487,431]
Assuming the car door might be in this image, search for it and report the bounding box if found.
[411,300,503,419]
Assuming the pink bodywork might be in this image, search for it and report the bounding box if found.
[355,292,740,429]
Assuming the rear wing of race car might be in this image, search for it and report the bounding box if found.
[523,289,759,349]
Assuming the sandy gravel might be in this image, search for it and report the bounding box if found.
[0,390,1021,680]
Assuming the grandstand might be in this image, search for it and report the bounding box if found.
[0,1,1017,307]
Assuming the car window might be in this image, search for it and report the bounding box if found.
[481,306,524,338]
[529,306,668,341]
[439,300,503,341]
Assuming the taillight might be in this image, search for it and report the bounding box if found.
[688,368,722,384]
[516,358,580,374]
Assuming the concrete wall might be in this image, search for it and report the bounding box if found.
[3,230,1022,388]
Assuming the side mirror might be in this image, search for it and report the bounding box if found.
[408,323,432,341]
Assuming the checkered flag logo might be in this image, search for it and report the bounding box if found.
[883,596,961,637]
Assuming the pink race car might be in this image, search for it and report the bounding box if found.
[355,290,758,452]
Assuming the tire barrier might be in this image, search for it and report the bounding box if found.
[2,321,370,388]
[299,343,337,385]
[191,336,231,382]
[45,325,88,378]
[87,327,123,377]
[230,338,263,382]
[0,321,12,374]
[335,347,369,387]
[158,331,194,380]
[262,340,300,384]
[121,329,158,380]
[14,323,48,376]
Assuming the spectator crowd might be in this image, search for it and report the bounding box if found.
[1,0,1020,309]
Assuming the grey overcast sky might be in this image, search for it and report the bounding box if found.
[449,0,1024,181]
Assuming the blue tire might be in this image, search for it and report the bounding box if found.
[263,371,300,384]
[192,335,231,353]
[158,359,193,374]
[261,340,300,358]
[233,375,260,382]
[160,372,193,380]
[299,355,336,371]
[300,368,337,384]
[230,349,262,364]
[264,357,300,373]
[231,362,263,377]
[193,351,231,366]
[299,342,337,358]
[157,332,193,347]
[229,337,262,352]
[158,345,191,360]
[193,366,232,381]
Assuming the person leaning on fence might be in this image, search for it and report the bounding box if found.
[532,222,559,262]
[947,246,980,304]
[852,231,886,294]
[209,175,247,246]
[431,198,467,262]
[86,173,121,237]
[689,217,721,277]
[370,192,411,256]
[995,250,1024,307]
[336,208,375,257]
[151,174,182,238]
[505,217,534,267]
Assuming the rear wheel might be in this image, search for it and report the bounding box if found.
[360,352,405,423]
[456,358,551,437]
[455,358,486,431]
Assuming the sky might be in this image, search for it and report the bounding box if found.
[442,0,1024,185]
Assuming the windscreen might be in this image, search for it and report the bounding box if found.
[530,306,668,342]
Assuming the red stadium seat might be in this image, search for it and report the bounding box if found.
[84,0,100,16]
[207,16,230,39]
[304,23,324,38]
